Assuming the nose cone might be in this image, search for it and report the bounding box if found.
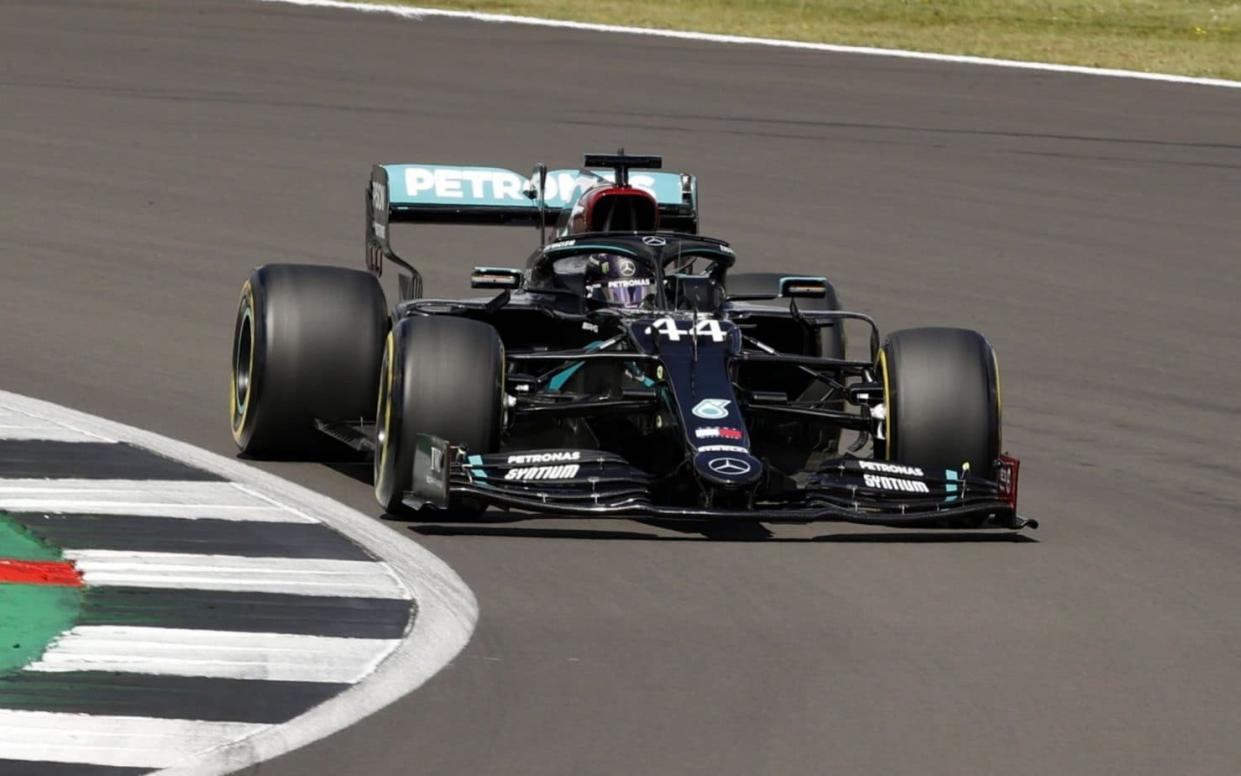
[694,450,763,488]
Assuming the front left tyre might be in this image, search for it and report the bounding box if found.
[373,315,505,514]
[230,264,387,457]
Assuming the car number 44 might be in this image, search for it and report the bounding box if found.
[650,317,727,343]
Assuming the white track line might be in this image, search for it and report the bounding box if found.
[260,0,1241,90]
[28,626,401,683]
[0,405,115,442]
[0,710,267,769]
[0,479,312,521]
[65,549,410,599]
[0,391,478,776]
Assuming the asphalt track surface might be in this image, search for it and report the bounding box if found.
[3,1,1239,774]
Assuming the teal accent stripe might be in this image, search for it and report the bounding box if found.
[548,362,585,391]
[547,340,604,392]
[468,454,487,481]
[545,243,639,256]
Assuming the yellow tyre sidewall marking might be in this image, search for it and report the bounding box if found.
[878,347,892,460]
[376,330,395,489]
[230,281,256,445]
[992,346,1002,452]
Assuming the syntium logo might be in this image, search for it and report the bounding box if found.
[504,464,580,481]
[863,474,930,493]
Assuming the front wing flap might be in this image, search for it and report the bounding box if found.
[800,456,1029,527]
[409,435,652,510]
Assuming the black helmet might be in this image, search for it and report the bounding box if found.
[584,254,656,309]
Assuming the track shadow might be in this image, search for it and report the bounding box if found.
[400,516,1037,544]
[808,531,1037,544]
[236,451,368,467]
[322,460,373,485]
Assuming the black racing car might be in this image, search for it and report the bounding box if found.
[229,154,1031,529]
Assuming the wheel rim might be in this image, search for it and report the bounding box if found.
[374,330,395,494]
[877,347,892,460]
[230,284,256,442]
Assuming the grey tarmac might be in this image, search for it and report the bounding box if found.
[2,1,1240,774]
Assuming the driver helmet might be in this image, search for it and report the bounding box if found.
[584,254,655,309]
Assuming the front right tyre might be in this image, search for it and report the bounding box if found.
[230,264,387,457]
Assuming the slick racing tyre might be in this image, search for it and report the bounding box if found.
[374,315,505,514]
[879,327,1001,478]
[230,264,387,457]
[726,272,845,465]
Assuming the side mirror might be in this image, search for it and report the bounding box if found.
[779,276,829,299]
[471,267,524,290]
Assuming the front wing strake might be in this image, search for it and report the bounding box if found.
[408,434,1036,530]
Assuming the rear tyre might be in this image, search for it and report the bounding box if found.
[880,327,1001,477]
[374,316,505,514]
[230,264,387,457]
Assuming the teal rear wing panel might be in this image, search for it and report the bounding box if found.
[370,164,697,227]
[364,163,699,299]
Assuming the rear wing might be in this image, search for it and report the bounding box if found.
[365,161,699,298]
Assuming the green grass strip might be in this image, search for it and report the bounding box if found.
[369,0,1241,80]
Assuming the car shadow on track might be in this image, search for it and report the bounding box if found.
[396,517,1038,544]
[323,460,374,481]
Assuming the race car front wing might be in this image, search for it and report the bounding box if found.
[406,434,1035,530]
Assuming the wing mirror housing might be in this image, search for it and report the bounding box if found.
[779,276,829,299]
[471,267,524,290]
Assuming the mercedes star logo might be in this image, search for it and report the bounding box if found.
[642,235,667,246]
[708,457,752,476]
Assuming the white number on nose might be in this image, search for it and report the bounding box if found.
[649,317,727,343]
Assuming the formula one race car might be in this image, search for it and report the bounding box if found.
[229,154,1033,530]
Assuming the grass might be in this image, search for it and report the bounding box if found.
[371,0,1241,80]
